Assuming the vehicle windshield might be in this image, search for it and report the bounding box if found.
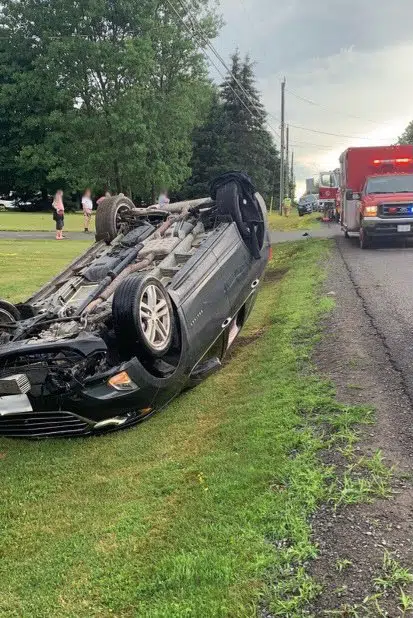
[320,173,336,188]
[366,174,413,194]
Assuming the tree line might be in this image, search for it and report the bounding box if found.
[0,1,280,205]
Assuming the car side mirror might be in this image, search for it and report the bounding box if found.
[346,190,353,200]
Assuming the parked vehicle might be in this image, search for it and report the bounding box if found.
[340,145,413,249]
[0,173,270,437]
[298,195,316,216]
[0,193,18,211]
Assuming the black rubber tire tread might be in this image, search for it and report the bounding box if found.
[112,273,174,359]
[95,195,134,243]
[216,181,249,240]
[0,300,20,322]
[359,228,371,250]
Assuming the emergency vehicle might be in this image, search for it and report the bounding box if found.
[340,145,413,249]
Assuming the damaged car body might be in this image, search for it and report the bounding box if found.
[0,174,270,437]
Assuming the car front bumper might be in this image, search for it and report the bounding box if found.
[362,217,413,237]
[0,354,187,438]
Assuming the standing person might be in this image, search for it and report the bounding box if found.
[82,188,93,233]
[97,190,111,206]
[283,195,292,217]
[158,189,170,209]
[52,190,65,240]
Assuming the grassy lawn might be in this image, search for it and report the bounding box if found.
[0,240,92,301]
[0,211,95,232]
[268,210,321,232]
[0,238,356,617]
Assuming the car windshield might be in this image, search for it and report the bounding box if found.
[366,174,413,194]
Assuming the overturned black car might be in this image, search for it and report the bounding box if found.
[0,174,270,437]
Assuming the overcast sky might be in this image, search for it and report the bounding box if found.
[214,0,413,194]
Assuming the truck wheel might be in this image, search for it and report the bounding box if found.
[95,194,134,243]
[359,228,371,250]
[113,274,174,359]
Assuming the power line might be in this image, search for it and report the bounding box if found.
[163,0,266,129]
[286,87,392,126]
[176,0,281,128]
[288,122,390,141]
[168,0,281,140]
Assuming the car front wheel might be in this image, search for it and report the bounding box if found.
[113,274,174,359]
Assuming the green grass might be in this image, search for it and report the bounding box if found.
[268,210,321,232]
[0,211,95,232]
[0,240,92,301]
[0,238,371,617]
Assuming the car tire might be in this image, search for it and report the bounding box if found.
[113,274,174,359]
[0,300,20,324]
[298,212,304,217]
[95,194,134,243]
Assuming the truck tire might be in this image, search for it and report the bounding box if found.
[359,228,371,250]
[95,194,134,243]
[113,274,174,359]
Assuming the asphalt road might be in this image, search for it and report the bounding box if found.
[0,231,90,240]
[337,235,413,404]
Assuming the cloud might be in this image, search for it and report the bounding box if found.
[214,0,413,195]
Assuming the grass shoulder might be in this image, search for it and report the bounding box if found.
[0,238,389,617]
[268,210,321,232]
[0,211,95,232]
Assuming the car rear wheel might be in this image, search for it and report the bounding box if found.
[95,194,134,243]
[0,300,20,323]
[0,300,20,335]
[113,274,174,359]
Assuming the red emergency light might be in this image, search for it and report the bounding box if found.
[373,158,413,165]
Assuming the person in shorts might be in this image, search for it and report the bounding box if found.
[52,190,65,240]
[82,188,93,233]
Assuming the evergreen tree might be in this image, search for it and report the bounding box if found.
[399,120,413,145]
[183,51,280,203]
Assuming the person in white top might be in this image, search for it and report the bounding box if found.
[81,188,93,233]
[158,189,170,209]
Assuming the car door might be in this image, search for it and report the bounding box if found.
[168,223,231,365]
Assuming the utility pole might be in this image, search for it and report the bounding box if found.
[279,77,286,215]
[285,125,290,198]
[291,150,295,201]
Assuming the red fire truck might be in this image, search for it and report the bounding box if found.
[318,169,340,222]
[306,171,341,220]
[340,145,413,249]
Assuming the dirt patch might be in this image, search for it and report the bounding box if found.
[224,328,266,365]
[263,267,289,284]
[309,243,413,616]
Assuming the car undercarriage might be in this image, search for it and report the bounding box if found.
[0,173,270,437]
